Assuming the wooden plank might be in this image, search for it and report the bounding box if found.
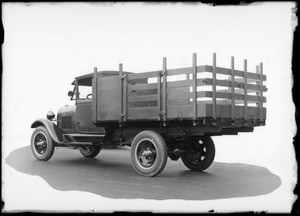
[167,86,190,93]
[128,94,158,102]
[128,89,157,96]
[128,78,148,84]
[197,65,207,73]
[204,65,267,81]
[234,82,267,92]
[198,91,266,103]
[126,65,266,84]
[126,103,266,121]
[127,107,159,120]
[167,78,263,90]
[167,79,193,88]
[167,67,193,76]
[127,71,160,80]
[201,99,257,105]
[234,77,265,83]
[204,104,266,119]
[154,65,207,77]
[128,101,157,108]
[218,89,263,94]
[197,91,210,98]
[200,78,266,92]
[167,91,193,100]
[167,103,193,119]
[167,98,191,105]
[128,83,157,91]
[97,76,121,121]
[201,99,230,105]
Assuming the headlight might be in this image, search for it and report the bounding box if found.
[46,111,55,121]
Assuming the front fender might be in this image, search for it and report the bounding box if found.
[31,118,64,143]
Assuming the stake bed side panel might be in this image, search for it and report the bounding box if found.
[92,54,267,131]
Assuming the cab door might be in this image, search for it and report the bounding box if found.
[75,83,99,133]
[76,99,99,133]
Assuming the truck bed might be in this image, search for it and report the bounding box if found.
[92,54,267,128]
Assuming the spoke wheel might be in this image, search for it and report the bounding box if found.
[131,130,167,177]
[79,145,101,158]
[181,136,215,171]
[31,126,55,161]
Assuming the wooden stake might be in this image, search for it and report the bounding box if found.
[256,65,260,108]
[230,56,235,121]
[193,53,197,124]
[212,53,217,120]
[119,63,124,123]
[243,60,248,122]
[93,67,98,122]
[162,57,167,125]
[259,62,264,120]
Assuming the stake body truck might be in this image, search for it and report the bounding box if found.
[31,53,267,177]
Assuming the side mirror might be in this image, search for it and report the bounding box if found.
[68,91,74,97]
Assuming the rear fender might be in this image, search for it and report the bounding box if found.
[31,118,64,143]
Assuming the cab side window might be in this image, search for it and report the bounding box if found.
[78,85,92,99]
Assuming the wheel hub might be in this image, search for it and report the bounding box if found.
[187,140,207,164]
[33,132,48,155]
[142,148,153,157]
[36,140,46,146]
[137,141,157,168]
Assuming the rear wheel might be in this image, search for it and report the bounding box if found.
[181,136,215,171]
[131,130,167,177]
[79,145,101,158]
[31,126,55,161]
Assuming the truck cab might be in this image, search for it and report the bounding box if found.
[57,71,133,137]
[57,73,98,134]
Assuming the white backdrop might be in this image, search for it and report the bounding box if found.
[2,2,297,213]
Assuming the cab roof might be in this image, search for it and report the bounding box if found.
[71,71,133,86]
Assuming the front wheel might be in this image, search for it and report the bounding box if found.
[131,130,167,177]
[181,136,215,171]
[31,126,55,161]
[79,145,101,158]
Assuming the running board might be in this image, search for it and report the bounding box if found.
[54,134,105,147]
[66,134,105,137]
[63,133,105,143]
[55,141,96,147]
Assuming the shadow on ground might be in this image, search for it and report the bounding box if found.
[5,146,281,200]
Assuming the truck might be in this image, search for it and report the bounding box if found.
[30,53,267,177]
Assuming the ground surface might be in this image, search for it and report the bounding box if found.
[5,146,281,201]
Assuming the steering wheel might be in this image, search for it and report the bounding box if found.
[86,94,92,99]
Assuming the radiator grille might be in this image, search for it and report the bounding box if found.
[62,116,72,129]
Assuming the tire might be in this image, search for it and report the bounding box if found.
[181,136,215,171]
[79,145,101,158]
[131,130,168,177]
[31,126,55,161]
